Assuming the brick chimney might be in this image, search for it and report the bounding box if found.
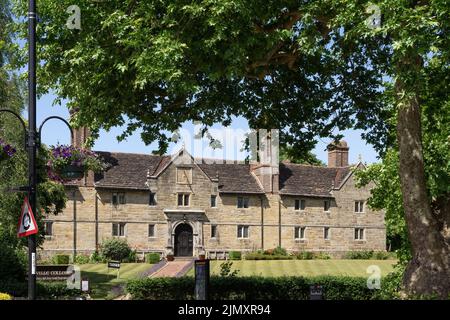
[327,140,349,167]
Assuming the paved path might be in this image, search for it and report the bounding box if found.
[149,259,193,278]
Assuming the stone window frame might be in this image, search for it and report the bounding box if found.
[323,200,331,212]
[354,200,365,213]
[210,195,217,208]
[211,225,218,238]
[294,226,306,240]
[112,192,126,207]
[44,221,53,238]
[149,192,157,206]
[237,196,250,209]
[294,199,306,211]
[237,225,250,239]
[177,193,190,207]
[354,228,365,240]
[323,227,330,240]
[148,224,156,238]
[112,222,126,237]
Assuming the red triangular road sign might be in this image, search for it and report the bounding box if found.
[17,196,38,238]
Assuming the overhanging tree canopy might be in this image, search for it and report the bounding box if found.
[9,0,450,297]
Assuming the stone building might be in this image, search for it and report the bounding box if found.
[39,134,386,260]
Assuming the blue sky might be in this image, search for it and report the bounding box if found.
[33,92,380,165]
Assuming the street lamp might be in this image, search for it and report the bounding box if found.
[0,0,74,300]
[0,111,73,300]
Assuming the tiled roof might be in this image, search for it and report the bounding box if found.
[94,152,169,190]
[198,163,265,194]
[279,163,352,197]
[92,151,353,196]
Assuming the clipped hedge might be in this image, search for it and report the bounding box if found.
[0,280,82,299]
[345,251,395,260]
[127,276,377,300]
[100,238,132,262]
[145,253,161,264]
[245,253,294,260]
[229,251,242,260]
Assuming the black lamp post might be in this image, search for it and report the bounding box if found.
[0,0,73,300]
[27,0,37,301]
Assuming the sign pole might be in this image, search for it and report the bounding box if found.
[27,0,37,300]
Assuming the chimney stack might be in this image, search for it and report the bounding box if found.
[71,126,91,149]
[327,140,349,167]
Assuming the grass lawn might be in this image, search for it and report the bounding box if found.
[80,263,153,299]
[186,260,397,278]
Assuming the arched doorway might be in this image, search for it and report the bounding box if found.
[174,223,193,257]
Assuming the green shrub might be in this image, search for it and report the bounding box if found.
[145,253,161,264]
[245,253,294,260]
[372,267,404,300]
[296,251,314,260]
[89,251,105,263]
[219,261,240,277]
[272,246,288,256]
[0,280,82,299]
[100,238,132,262]
[127,276,383,300]
[229,251,242,260]
[313,252,331,260]
[345,250,374,259]
[74,255,90,264]
[0,242,26,283]
[52,254,70,265]
[373,251,392,260]
[124,250,137,263]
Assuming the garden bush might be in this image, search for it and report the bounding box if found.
[0,242,26,283]
[124,249,137,263]
[345,251,395,260]
[0,293,12,300]
[89,251,106,263]
[296,251,314,260]
[229,251,242,260]
[244,253,294,260]
[145,253,161,264]
[100,238,132,262]
[0,280,82,299]
[345,251,374,260]
[245,247,294,260]
[74,255,90,264]
[127,276,382,300]
[272,246,288,256]
[52,254,70,265]
[313,252,331,260]
[373,251,393,260]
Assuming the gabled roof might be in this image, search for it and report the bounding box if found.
[91,151,358,197]
[94,152,169,190]
[93,151,264,194]
[198,163,265,194]
[279,162,353,197]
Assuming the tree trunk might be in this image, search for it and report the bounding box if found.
[396,79,450,298]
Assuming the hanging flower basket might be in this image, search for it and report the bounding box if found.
[59,164,85,180]
[47,144,104,182]
[0,139,16,161]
